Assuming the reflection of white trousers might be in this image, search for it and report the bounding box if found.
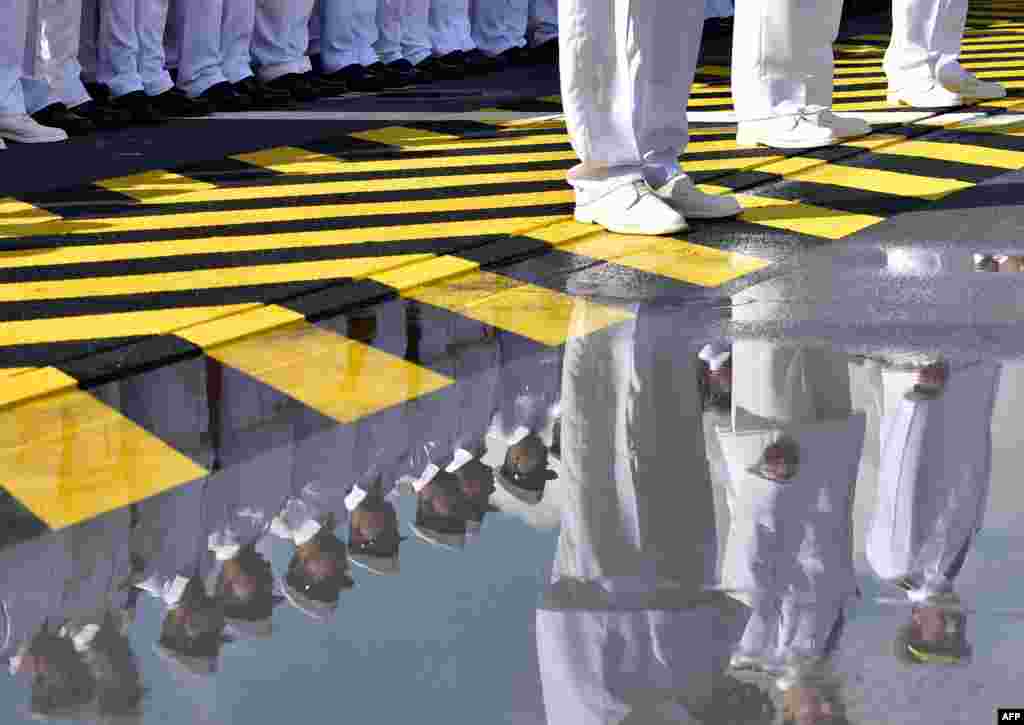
[97,0,174,97]
[252,0,315,81]
[885,0,969,92]
[731,0,842,121]
[0,0,31,114]
[560,0,703,200]
[470,0,528,55]
[375,0,432,65]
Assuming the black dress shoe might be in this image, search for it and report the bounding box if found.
[266,73,320,102]
[74,99,132,129]
[149,87,214,117]
[326,64,382,92]
[530,38,559,64]
[460,48,503,74]
[306,71,349,98]
[198,81,253,112]
[388,59,429,85]
[109,91,166,124]
[83,82,111,102]
[31,103,96,136]
[496,45,532,67]
[367,62,410,88]
[234,76,296,109]
[418,55,464,81]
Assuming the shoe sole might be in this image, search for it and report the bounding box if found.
[0,132,69,143]
[886,91,963,108]
[735,131,842,150]
[574,210,688,235]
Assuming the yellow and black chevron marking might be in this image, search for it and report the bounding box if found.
[3,0,1024,532]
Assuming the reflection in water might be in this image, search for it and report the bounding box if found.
[0,241,1022,722]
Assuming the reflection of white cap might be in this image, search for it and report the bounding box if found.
[494,466,544,505]
[508,426,532,446]
[154,643,217,677]
[445,449,476,473]
[345,486,369,512]
[280,582,337,622]
[349,552,400,575]
[224,617,273,640]
[411,464,441,493]
[410,523,465,550]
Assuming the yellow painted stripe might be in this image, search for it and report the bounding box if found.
[697,65,731,77]
[761,157,974,198]
[842,134,1024,169]
[96,171,219,202]
[369,258,633,346]
[202,318,453,425]
[0,254,435,302]
[233,145,578,175]
[0,304,260,347]
[0,368,38,378]
[685,155,785,172]
[175,304,304,350]
[0,367,78,410]
[538,95,561,104]
[0,388,207,529]
[0,198,60,227]
[525,219,770,286]
[349,126,462,147]
[0,189,575,239]
[0,215,568,270]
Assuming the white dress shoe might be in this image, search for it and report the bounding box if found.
[953,72,1007,101]
[574,179,688,235]
[815,109,871,139]
[887,82,963,108]
[0,114,68,143]
[0,137,6,150]
[736,112,840,149]
[654,174,741,219]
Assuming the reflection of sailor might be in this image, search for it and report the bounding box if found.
[538,302,751,724]
[718,342,863,674]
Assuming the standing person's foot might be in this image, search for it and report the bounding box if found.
[326,64,382,92]
[30,103,96,136]
[367,61,410,88]
[737,109,868,149]
[197,81,253,112]
[149,87,214,117]
[887,82,964,108]
[305,71,349,98]
[530,38,558,64]
[0,114,69,143]
[265,73,320,103]
[418,54,464,80]
[109,90,166,124]
[73,98,133,128]
[385,59,425,85]
[574,180,688,235]
[654,174,742,219]
[495,45,531,67]
[233,76,296,109]
[460,48,503,74]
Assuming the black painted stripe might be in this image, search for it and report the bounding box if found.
[827,149,1010,184]
[0,337,150,368]
[750,179,937,218]
[57,334,203,389]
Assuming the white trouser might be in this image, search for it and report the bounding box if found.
[430,0,476,55]
[527,0,557,46]
[376,0,432,65]
[560,0,703,202]
[79,0,99,81]
[97,0,173,97]
[22,0,90,112]
[705,0,733,18]
[0,0,30,114]
[252,0,315,81]
[731,0,842,122]
[318,0,379,71]
[885,0,969,92]
[174,0,255,95]
[470,0,528,55]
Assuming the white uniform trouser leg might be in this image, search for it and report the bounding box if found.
[560,0,703,203]
[375,0,403,64]
[320,0,379,72]
[23,0,90,113]
[79,0,100,82]
[731,0,842,122]
[884,0,969,92]
[309,3,321,57]
[527,0,557,46]
[174,0,230,97]
[470,0,528,55]
[0,0,30,115]
[98,0,173,97]
[252,0,315,81]
[403,0,432,64]
[222,0,256,83]
[430,0,476,55]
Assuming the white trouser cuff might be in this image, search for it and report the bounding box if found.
[257,58,312,83]
[568,166,644,206]
[143,74,174,97]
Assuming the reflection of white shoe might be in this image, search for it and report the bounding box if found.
[887,82,963,108]
[574,180,688,236]
[654,174,741,219]
[0,114,68,143]
[816,109,871,139]
[729,654,760,671]
[736,112,843,149]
